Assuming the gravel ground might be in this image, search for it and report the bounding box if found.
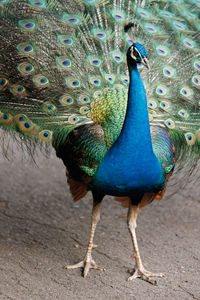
[0,138,200,300]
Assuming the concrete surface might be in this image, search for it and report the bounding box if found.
[0,139,200,300]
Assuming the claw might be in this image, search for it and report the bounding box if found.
[128,267,164,285]
[64,257,105,278]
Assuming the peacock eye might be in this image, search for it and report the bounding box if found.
[3,114,8,120]
[0,78,8,87]
[24,122,31,129]
[39,130,52,142]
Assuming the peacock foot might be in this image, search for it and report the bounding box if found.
[64,256,105,278]
[127,267,164,285]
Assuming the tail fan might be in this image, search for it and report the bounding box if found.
[0,0,199,167]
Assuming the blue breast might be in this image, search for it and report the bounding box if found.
[91,143,165,196]
[91,66,166,196]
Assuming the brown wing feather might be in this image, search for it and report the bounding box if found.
[66,172,88,202]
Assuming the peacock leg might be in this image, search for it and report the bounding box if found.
[127,203,164,285]
[65,193,105,277]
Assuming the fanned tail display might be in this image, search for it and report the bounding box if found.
[0,0,199,164]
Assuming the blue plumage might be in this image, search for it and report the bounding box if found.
[92,45,165,196]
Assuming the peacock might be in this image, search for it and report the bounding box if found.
[0,0,200,286]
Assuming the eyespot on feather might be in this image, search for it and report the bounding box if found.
[93,90,102,98]
[185,132,195,145]
[163,66,176,78]
[68,115,79,124]
[0,77,8,88]
[32,74,49,87]
[10,85,26,95]
[178,109,188,118]
[182,37,196,50]
[88,56,102,67]
[193,59,200,72]
[89,76,101,87]
[56,57,71,69]
[155,85,168,97]
[18,19,37,31]
[165,119,175,129]
[148,99,157,109]
[136,7,152,18]
[158,9,174,18]
[18,62,35,75]
[79,95,91,104]
[172,20,187,31]
[80,106,90,114]
[105,74,116,83]
[181,9,196,19]
[28,0,47,8]
[111,51,124,64]
[18,120,39,135]
[57,35,74,46]
[60,94,74,105]
[180,86,193,99]
[17,43,34,55]
[192,74,200,89]
[143,23,159,34]
[160,101,169,110]
[0,113,14,126]
[39,130,52,142]
[120,75,129,85]
[66,78,81,88]
[156,45,170,57]
[92,28,108,41]
[43,103,56,112]
[62,14,81,25]
[111,9,126,22]
[14,114,28,124]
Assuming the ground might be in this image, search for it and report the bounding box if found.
[0,137,199,300]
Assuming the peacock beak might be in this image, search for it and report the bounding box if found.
[141,58,150,70]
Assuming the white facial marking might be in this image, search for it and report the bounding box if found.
[134,47,143,61]
[130,46,136,60]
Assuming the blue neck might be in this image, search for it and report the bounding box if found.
[116,64,153,153]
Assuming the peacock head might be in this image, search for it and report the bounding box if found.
[127,43,149,70]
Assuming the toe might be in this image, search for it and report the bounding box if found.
[144,271,164,278]
[127,268,164,285]
[65,257,105,277]
[64,261,84,269]
[91,259,105,271]
[83,262,90,278]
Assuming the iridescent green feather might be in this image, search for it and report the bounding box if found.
[0,0,199,170]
